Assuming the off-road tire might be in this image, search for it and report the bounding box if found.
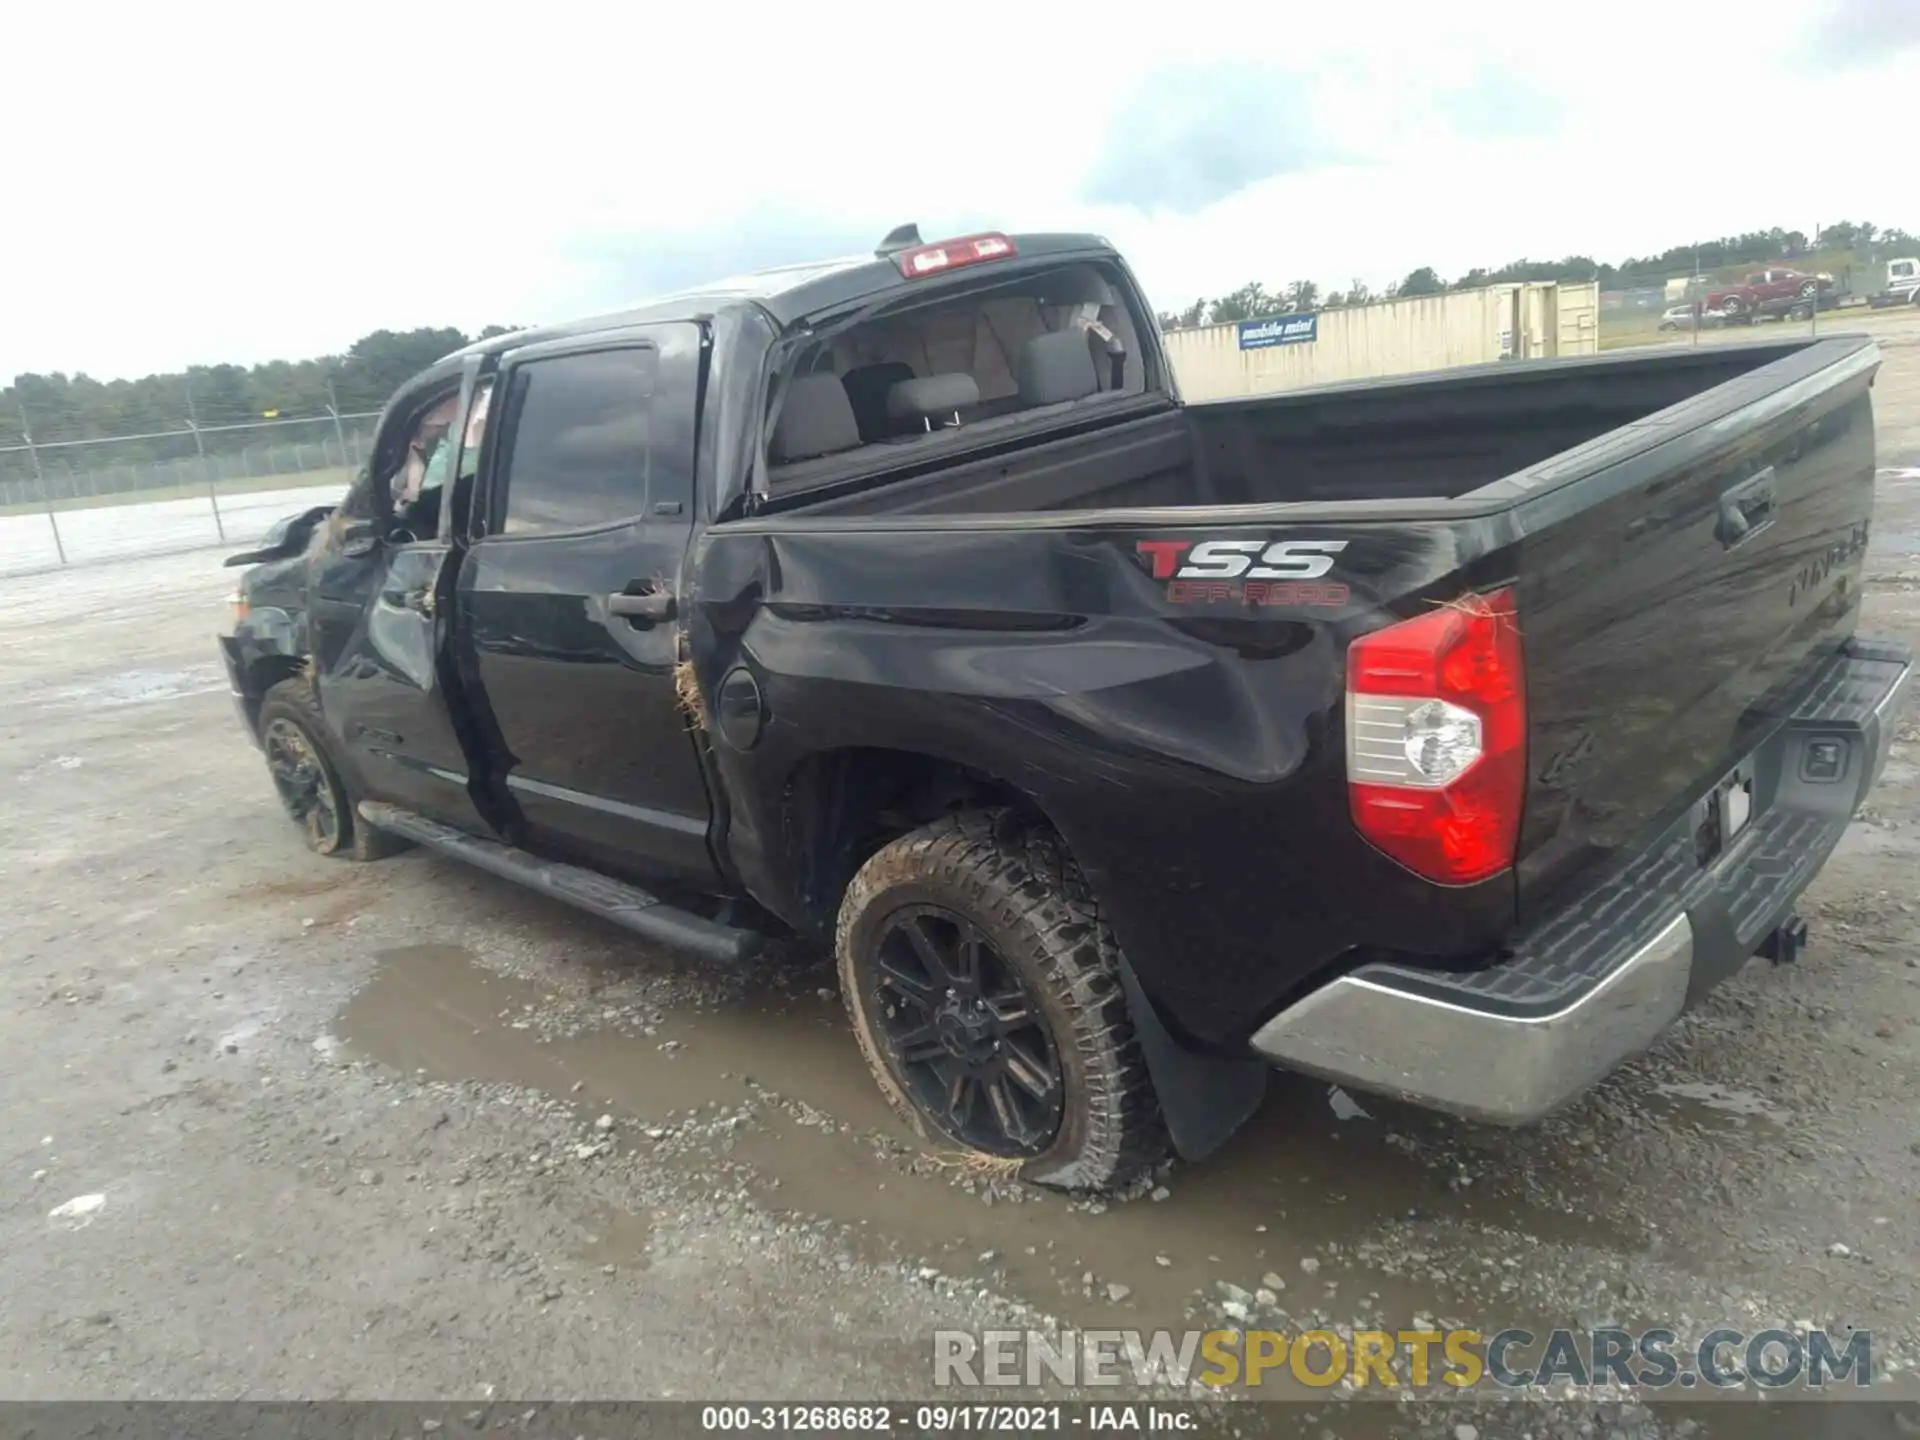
[256,677,409,861]
[837,809,1169,1191]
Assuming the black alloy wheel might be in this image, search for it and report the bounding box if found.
[865,904,1066,1157]
[255,677,409,861]
[263,714,344,852]
[836,810,1169,1190]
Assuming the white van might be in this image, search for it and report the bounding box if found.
[1889,257,1919,300]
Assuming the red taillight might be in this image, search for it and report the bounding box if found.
[893,232,1017,278]
[1345,588,1525,885]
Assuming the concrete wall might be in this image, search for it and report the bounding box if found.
[1164,282,1600,402]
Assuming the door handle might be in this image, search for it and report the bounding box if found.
[1715,468,1776,549]
[607,588,675,623]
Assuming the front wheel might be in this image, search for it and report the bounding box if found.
[837,811,1169,1191]
[257,678,408,861]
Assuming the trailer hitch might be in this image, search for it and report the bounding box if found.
[1759,914,1809,966]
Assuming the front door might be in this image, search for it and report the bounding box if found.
[456,324,720,890]
[312,366,493,835]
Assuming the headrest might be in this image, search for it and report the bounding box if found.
[1017,328,1100,407]
[885,372,981,421]
[770,374,862,462]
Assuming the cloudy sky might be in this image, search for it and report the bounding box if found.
[3,0,1916,380]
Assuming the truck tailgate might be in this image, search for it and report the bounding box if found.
[1495,338,1881,919]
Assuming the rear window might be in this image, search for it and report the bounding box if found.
[765,262,1149,484]
[494,347,657,535]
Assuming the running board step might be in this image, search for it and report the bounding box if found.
[358,802,766,964]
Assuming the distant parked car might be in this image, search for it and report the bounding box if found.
[1658,304,1720,331]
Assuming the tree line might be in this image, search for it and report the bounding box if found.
[8,215,1916,454]
[1158,219,1919,330]
[3,326,523,459]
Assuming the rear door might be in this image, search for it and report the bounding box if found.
[455,323,720,889]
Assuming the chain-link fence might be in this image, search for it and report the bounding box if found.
[0,411,378,576]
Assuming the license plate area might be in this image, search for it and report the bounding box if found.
[1695,763,1755,867]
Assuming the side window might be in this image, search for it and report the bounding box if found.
[493,348,657,536]
[457,379,494,481]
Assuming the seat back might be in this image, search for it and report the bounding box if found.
[1017,328,1100,407]
[770,374,862,462]
[840,361,918,442]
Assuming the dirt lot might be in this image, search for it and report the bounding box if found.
[3,333,1919,1433]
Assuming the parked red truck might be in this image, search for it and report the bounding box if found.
[1707,268,1835,321]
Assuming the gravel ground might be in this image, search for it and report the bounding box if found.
[3,334,1919,1435]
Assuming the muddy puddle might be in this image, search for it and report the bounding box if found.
[340,943,1653,1334]
[1646,1080,1790,1128]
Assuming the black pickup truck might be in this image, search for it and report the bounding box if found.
[221,226,1910,1190]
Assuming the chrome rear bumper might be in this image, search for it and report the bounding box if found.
[1253,645,1908,1126]
[1250,914,1693,1124]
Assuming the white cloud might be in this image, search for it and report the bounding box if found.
[3,0,1916,380]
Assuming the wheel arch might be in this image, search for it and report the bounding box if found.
[784,746,1268,1165]
[777,746,1059,935]
[240,653,309,736]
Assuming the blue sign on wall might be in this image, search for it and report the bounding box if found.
[1237,313,1318,350]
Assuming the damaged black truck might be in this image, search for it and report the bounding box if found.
[221,227,1910,1190]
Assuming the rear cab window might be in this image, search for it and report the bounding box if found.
[764,260,1155,494]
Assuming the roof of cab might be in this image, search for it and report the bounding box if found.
[445,231,1120,363]
[373,231,1123,428]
